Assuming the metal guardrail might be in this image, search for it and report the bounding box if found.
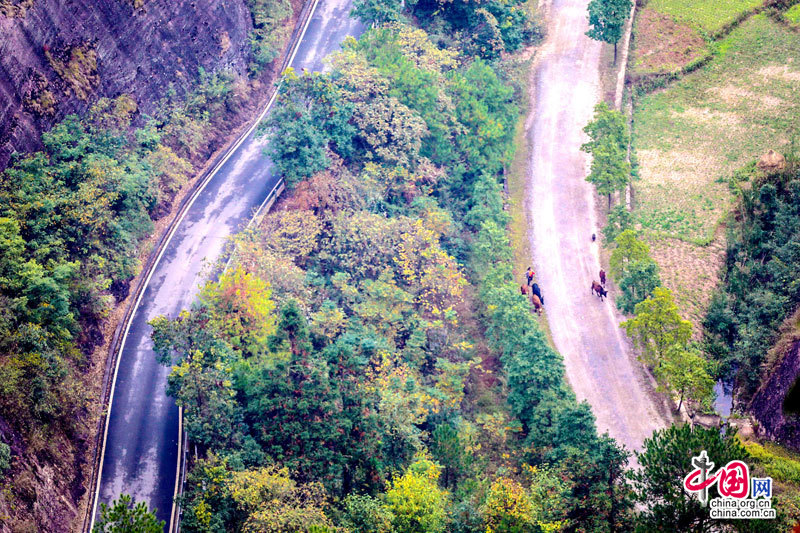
[82,0,319,530]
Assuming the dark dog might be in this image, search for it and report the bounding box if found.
[599,269,606,286]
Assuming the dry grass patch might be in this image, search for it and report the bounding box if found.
[646,233,726,330]
[759,63,800,82]
[715,84,783,108]
[632,7,707,74]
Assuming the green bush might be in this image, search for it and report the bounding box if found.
[0,441,10,474]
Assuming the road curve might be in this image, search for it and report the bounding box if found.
[526,0,669,453]
[91,2,363,528]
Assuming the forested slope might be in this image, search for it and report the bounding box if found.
[0,0,299,529]
[150,7,637,531]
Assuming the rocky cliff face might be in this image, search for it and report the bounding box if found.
[750,339,800,451]
[0,0,255,169]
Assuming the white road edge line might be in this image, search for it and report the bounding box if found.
[89,0,323,529]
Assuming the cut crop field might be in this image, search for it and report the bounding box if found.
[631,7,707,74]
[632,14,800,318]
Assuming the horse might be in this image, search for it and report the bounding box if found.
[599,269,606,286]
[531,294,543,315]
[531,282,544,304]
[591,280,607,300]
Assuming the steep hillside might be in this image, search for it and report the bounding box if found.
[0,0,253,170]
[0,1,303,531]
[751,332,800,451]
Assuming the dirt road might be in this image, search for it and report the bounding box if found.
[526,0,671,453]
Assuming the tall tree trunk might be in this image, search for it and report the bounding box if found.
[607,192,612,210]
[613,41,618,64]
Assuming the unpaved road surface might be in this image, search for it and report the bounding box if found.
[526,0,670,453]
[92,1,363,528]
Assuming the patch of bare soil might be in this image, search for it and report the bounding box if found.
[647,233,726,333]
[633,7,707,74]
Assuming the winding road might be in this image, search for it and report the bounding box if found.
[526,0,671,453]
[90,2,363,529]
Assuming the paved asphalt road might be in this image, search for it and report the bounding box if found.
[92,1,364,528]
[526,0,670,454]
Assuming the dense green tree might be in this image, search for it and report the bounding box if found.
[247,0,292,73]
[585,0,632,62]
[608,229,650,281]
[0,441,10,474]
[603,203,633,242]
[341,494,395,533]
[430,418,476,489]
[705,176,800,397]
[617,258,661,314]
[659,345,715,413]
[352,0,404,24]
[582,102,628,153]
[632,424,782,532]
[407,0,538,59]
[622,287,692,371]
[562,436,635,532]
[262,70,355,187]
[384,457,450,533]
[166,352,243,450]
[92,494,164,533]
[179,456,240,533]
[581,103,631,208]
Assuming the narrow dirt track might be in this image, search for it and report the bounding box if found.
[526,0,671,453]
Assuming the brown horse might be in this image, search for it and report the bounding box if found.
[591,280,607,300]
[599,269,606,286]
[531,294,543,315]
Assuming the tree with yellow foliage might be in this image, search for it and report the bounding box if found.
[384,456,450,533]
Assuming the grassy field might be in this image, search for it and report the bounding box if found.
[631,14,800,319]
[647,0,763,33]
[634,14,800,242]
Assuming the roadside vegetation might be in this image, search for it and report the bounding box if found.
[579,101,716,415]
